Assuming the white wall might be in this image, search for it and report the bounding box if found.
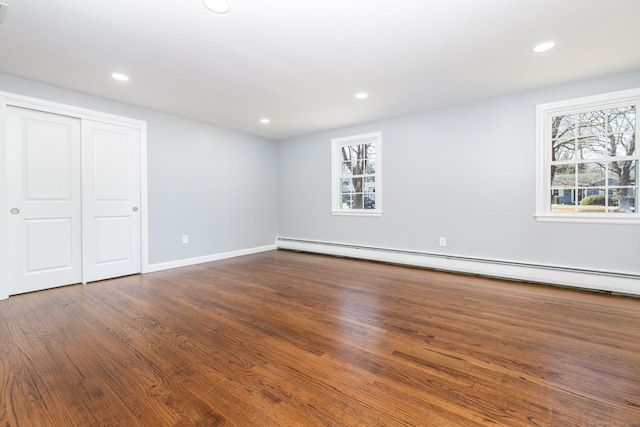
[3,70,639,293]
[277,71,640,280]
[0,73,279,268]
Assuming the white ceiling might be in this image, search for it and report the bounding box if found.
[1,0,639,140]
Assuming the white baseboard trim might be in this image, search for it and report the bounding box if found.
[147,244,277,273]
[275,237,640,296]
[0,292,8,301]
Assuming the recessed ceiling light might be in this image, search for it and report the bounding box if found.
[532,41,556,53]
[111,73,129,81]
[355,93,368,99]
[260,118,270,124]
[203,0,230,14]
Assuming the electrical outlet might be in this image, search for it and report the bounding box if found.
[182,235,189,244]
[439,237,446,247]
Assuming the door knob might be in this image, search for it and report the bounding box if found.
[10,208,19,215]
[132,207,139,212]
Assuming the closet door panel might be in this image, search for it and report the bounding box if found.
[95,216,132,263]
[82,120,141,283]
[6,107,82,294]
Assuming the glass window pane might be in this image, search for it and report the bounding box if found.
[550,188,576,212]
[341,146,356,175]
[343,145,365,175]
[357,145,366,160]
[552,137,575,161]
[340,178,353,194]
[608,189,620,213]
[365,143,376,161]
[575,112,596,136]
[364,177,376,209]
[348,145,359,162]
[349,193,363,209]
[605,106,635,135]
[575,188,588,206]
[611,187,637,213]
[341,193,354,209]
[364,176,375,191]
[551,165,575,187]
[577,188,605,213]
[577,187,603,213]
[552,114,578,140]
[578,163,605,186]
[577,136,607,159]
[549,187,575,202]
[340,146,350,162]
[351,177,363,193]
[363,196,375,209]
[608,132,636,157]
[609,160,637,186]
[365,159,376,174]
[341,160,353,176]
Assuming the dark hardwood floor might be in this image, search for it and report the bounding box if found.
[1,250,639,426]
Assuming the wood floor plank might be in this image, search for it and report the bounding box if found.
[1,249,639,426]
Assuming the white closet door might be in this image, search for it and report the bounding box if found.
[81,120,141,283]
[6,107,82,294]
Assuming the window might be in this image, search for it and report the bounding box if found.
[536,88,639,223]
[331,132,381,216]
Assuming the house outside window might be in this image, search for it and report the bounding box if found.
[536,88,639,223]
[331,132,381,216]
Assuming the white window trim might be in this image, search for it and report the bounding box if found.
[535,88,640,225]
[331,131,382,216]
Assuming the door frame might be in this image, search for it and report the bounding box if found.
[0,91,149,299]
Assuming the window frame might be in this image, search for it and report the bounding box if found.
[331,131,382,216]
[535,88,640,224]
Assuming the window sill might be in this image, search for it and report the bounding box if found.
[534,214,640,225]
[331,210,383,217]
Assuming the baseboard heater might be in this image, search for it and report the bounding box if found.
[275,237,640,297]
